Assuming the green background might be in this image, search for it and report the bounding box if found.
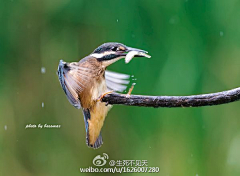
[1,0,240,176]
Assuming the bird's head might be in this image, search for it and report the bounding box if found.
[90,42,150,67]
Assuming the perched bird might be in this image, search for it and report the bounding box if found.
[57,42,150,149]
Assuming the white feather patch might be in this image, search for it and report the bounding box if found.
[90,53,104,58]
[105,70,130,92]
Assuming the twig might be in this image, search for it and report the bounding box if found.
[101,87,240,108]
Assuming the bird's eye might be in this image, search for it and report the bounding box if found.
[111,47,119,51]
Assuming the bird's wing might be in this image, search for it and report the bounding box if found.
[57,60,93,109]
[105,70,130,92]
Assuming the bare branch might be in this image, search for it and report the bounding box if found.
[101,87,240,108]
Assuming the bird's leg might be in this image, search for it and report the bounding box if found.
[97,90,114,102]
[126,83,136,98]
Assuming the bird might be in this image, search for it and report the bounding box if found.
[57,42,150,149]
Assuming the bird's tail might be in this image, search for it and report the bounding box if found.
[82,108,103,149]
[87,133,103,149]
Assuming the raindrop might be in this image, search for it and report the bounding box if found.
[196,174,199,176]
[42,102,44,108]
[220,31,224,37]
[4,125,7,130]
[131,75,134,77]
[116,19,119,22]
[41,67,46,74]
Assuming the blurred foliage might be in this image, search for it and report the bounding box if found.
[0,0,240,176]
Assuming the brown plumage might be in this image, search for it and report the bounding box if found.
[57,42,150,149]
[76,56,110,146]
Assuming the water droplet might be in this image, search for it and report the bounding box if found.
[220,31,224,36]
[42,102,44,108]
[4,125,7,130]
[41,67,46,74]
[116,19,119,22]
[191,154,193,157]
[196,174,199,176]
[132,83,136,86]
[131,75,134,77]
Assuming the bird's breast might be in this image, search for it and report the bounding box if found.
[92,78,107,101]
[79,75,112,145]
[79,75,107,109]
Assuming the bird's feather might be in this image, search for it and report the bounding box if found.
[57,60,95,109]
[57,60,81,109]
[105,70,130,92]
[82,108,103,149]
[58,60,131,149]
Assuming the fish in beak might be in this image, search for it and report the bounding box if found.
[124,46,151,64]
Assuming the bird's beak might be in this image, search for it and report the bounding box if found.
[123,46,151,64]
[126,46,148,54]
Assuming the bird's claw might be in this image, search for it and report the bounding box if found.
[97,90,114,102]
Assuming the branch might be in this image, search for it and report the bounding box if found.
[101,87,240,108]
